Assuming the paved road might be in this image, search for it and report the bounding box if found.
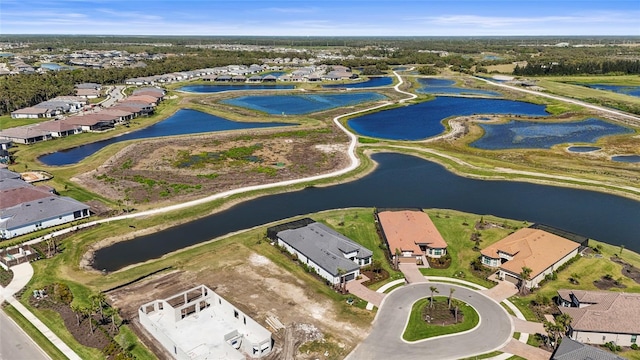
[347,283,512,360]
[101,85,126,108]
[0,309,49,360]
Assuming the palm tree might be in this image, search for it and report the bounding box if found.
[519,267,532,295]
[394,248,401,270]
[448,288,455,309]
[81,306,94,334]
[70,304,82,327]
[555,313,572,338]
[104,307,120,332]
[90,293,107,323]
[336,268,346,294]
[429,286,439,308]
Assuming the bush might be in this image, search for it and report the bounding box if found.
[52,283,74,305]
[604,341,621,352]
[631,343,639,350]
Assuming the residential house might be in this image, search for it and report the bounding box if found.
[126,95,158,106]
[139,285,272,360]
[117,101,154,115]
[0,186,52,210]
[0,127,52,144]
[0,168,21,180]
[75,82,101,90]
[75,88,101,99]
[98,109,135,123]
[10,106,53,119]
[63,113,117,132]
[33,120,83,137]
[557,289,640,347]
[0,196,90,239]
[268,219,373,285]
[481,228,580,289]
[551,337,625,360]
[376,209,448,263]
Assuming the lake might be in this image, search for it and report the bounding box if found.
[93,152,640,271]
[612,155,640,163]
[178,84,295,93]
[221,92,387,115]
[322,77,393,89]
[39,109,293,166]
[583,84,640,98]
[568,146,601,153]
[348,97,549,141]
[416,78,502,97]
[472,118,633,150]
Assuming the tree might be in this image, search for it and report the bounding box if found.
[519,267,532,295]
[394,248,401,270]
[555,313,572,337]
[104,306,120,332]
[454,305,459,323]
[620,245,625,255]
[80,306,94,334]
[90,293,107,323]
[336,268,346,294]
[448,288,455,309]
[70,304,82,327]
[429,286,439,308]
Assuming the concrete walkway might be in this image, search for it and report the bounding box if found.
[398,263,428,284]
[512,316,546,335]
[0,263,82,360]
[481,280,518,302]
[345,275,385,308]
[500,338,552,360]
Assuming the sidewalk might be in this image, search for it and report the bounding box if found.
[0,263,82,360]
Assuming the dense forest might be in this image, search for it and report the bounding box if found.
[513,59,640,76]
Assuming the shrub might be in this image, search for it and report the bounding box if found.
[52,283,73,305]
[631,343,639,350]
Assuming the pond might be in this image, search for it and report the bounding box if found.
[221,92,387,115]
[582,84,640,98]
[322,77,393,89]
[38,109,293,166]
[416,78,502,97]
[612,155,640,163]
[471,118,633,150]
[92,152,640,272]
[40,63,74,71]
[348,97,549,141]
[568,146,601,153]
[179,84,295,93]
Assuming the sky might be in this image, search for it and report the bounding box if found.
[1,0,639,37]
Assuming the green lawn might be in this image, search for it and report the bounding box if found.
[403,297,479,342]
[419,209,526,288]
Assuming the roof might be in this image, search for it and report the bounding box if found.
[63,113,117,126]
[126,95,157,104]
[11,107,49,115]
[0,196,89,232]
[75,88,101,96]
[99,109,134,117]
[33,120,81,133]
[0,178,31,191]
[0,127,51,140]
[0,186,52,210]
[552,337,625,360]
[0,169,22,180]
[75,82,101,89]
[481,228,580,278]
[378,210,447,254]
[558,290,640,335]
[276,222,372,276]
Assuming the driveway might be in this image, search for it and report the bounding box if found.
[346,283,512,360]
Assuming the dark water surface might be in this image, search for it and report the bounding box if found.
[39,109,293,166]
[93,153,640,271]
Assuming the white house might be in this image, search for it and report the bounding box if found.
[138,285,272,360]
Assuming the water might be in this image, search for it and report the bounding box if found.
[612,155,640,163]
[322,77,393,89]
[472,118,632,150]
[568,146,601,153]
[348,97,549,141]
[179,84,295,93]
[221,92,386,115]
[92,152,640,271]
[39,109,293,166]
[583,84,640,98]
[483,55,503,61]
[416,78,502,97]
[40,63,74,71]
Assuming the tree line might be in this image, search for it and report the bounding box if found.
[513,59,640,76]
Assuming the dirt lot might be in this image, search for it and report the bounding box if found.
[74,125,349,206]
[106,243,371,360]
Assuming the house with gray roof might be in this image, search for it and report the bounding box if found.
[0,127,52,144]
[551,337,625,360]
[0,195,90,239]
[271,220,373,285]
[0,169,21,180]
[557,289,640,347]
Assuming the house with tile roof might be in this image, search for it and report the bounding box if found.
[269,220,372,285]
[557,289,640,347]
[481,228,580,289]
[376,209,448,264]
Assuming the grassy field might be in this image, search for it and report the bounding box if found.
[402,297,479,341]
[540,75,640,86]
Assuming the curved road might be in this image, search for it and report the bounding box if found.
[347,283,512,360]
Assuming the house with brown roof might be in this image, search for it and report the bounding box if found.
[376,209,448,264]
[481,228,580,289]
[0,186,52,210]
[557,289,640,347]
[62,114,117,132]
[0,127,52,144]
[33,120,82,137]
[10,106,53,119]
[126,95,158,106]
